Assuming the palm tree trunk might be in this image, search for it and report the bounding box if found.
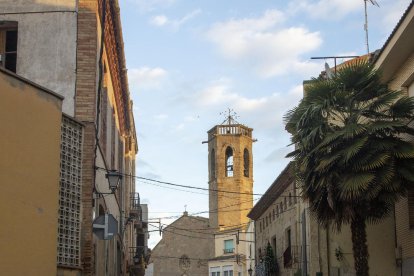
[351,214,369,276]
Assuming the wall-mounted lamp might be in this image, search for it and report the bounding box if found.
[248,267,253,276]
[106,170,122,192]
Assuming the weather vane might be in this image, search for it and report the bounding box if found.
[220,108,239,125]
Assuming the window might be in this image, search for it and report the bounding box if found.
[243,148,249,177]
[266,216,268,227]
[0,21,18,72]
[280,202,283,212]
[276,205,279,216]
[284,197,287,209]
[286,228,292,248]
[289,193,292,206]
[210,149,216,179]
[211,267,221,276]
[225,147,233,177]
[224,239,234,254]
[223,266,233,276]
[273,209,275,220]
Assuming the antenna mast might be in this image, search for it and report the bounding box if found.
[364,0,380,55]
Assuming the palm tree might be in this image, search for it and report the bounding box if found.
[284,61,414,276]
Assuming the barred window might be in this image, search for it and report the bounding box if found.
[57,116,83,267]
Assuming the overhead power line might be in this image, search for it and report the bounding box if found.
[96,166,301,198]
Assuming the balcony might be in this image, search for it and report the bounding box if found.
[223,248,235,254]
[130,193,142,217]
[130,193,143,227]
[208,124,252,140]
[128,246,146,276]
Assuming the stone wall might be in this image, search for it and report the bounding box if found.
[152,214,214,276]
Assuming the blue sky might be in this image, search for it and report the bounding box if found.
[119,0,412,248]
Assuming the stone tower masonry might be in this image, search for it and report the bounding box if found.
[207,112,254,230]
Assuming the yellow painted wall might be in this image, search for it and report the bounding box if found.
[0,70,62,275]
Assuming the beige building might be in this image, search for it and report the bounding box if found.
[374,2,414,275]
[0,1,141,275]
[0,67,64,275]
[151,213,214,275]
[249,161,396,276]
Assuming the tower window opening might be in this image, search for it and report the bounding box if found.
[225,146,233,177]
[243,148,249,177]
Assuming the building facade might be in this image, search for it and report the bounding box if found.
[249,162,396,276]
[0,68,64,276]
[374,2,414,274]
[0,1,141,275]
[151,213,214,275]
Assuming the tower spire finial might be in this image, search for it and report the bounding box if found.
[220,108,239,125]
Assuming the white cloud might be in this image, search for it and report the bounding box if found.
[189,80,304,131]
[149,9,202,30]
[128,67,167,90]
[150,15,168,26]
[287,0,362,19]
[206,9,322,78]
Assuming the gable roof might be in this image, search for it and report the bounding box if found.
[374,1,414,82]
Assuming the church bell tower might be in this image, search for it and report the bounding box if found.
[207,110,254,230]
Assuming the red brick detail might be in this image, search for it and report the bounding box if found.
[75,2,98,275]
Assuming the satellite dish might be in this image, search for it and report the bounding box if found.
[325,62,333,79]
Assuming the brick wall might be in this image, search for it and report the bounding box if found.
[75,1,98,274]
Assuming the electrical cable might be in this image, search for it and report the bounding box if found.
[96,166,302,198]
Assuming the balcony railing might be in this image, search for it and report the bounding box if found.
[208,124,252,140]
[130,193,143,228]
[128,246,147,274]
[223,248,235,254]
[130,193,142,217]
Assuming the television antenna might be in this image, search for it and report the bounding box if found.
[364,0,380,54]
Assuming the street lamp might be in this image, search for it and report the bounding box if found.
[133,254,140,264]
[106,170,122,192]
